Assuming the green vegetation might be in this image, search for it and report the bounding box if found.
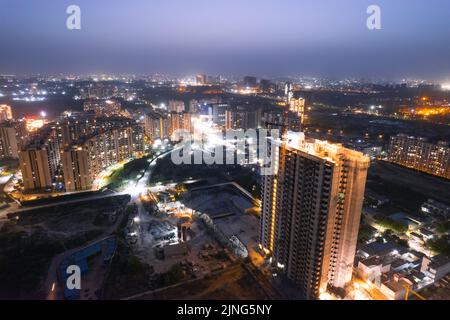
[374,215,408,233]
[0,229,64,297]
[103,242,155,299]
[436,221,450,234]
[106,155,152,191]
[151,155,260,197]
[153,264,185,288]
[426,236,450,256]
[357,224,376,243]
[382,229,409,248]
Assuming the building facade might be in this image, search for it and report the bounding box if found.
[260,134,370,299]
[62,125,142,191]
[19,128,60,191]
[0,104,13,121]
[387,134,450,179]
[225,107,262,130]
[0,123,19,159]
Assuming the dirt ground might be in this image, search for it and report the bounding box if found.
[134,263,270,300]
[369,161,450,203]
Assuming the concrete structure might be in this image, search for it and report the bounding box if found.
[196,74,207,86]
[62,125,141,191]
[144,111,169,141]
[387,134,450,179]
[19,128,60,191]
[259,133,370,299]
[168,100,186,113]
[169,112,192,140]
[421,199,450,218]
[208,103,227,127]
[421,254,450,282]
[225,107,262,130]
[289,97,305,125]
[0,104,13,121]
[0,123,19,159]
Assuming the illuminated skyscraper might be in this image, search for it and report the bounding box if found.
[196,74,207,85]
[168,100,186,113]
[0,104,13,121]
[62,125,141,191]
[169,112,192,140]
[19,128,60,191]
[260,133,369,299]
[0,123,19,159]
[144,111,169,141]
[285,82,294,104]
[289,97,306,126]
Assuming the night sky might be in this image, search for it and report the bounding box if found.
[1,0,450,79]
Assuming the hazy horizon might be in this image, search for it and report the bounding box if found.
[1,0,450,81]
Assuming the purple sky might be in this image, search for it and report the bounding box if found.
[1,0,450,79]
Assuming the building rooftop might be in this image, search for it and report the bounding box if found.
[429,254,450,269]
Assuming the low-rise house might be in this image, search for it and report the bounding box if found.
[421,254,450,282]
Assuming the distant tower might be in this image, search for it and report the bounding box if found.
[196,74,207,85]
[260,134,370,300]
[284,82,294,104]
[289,97,306,127]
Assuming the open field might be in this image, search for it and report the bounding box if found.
[130,263,271,300]
[0,195,129,298]
[367,161,450,214]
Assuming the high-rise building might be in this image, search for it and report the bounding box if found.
[168,100,186,113]
[260,133,370,299]
[61,146,91,191]
[260,79,273,93]
[144,111,169,141]
[14,120,29,149]
[62,125,141,191]
[19,128,60,191]
[387,134,450,179]
[0,123,19,159]
[0,104,13,121]
[285,82,294,104]
[289,97,306,126]
[196,74,207,85]
[208,103,227,127]
[225,107,262,130]
[243,76,257,87]
[169,112,192,140]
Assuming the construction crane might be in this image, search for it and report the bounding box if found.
[404,285,426,300]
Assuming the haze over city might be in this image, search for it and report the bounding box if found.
[1,0,450,80]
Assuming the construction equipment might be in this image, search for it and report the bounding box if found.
[404,285,426,300]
